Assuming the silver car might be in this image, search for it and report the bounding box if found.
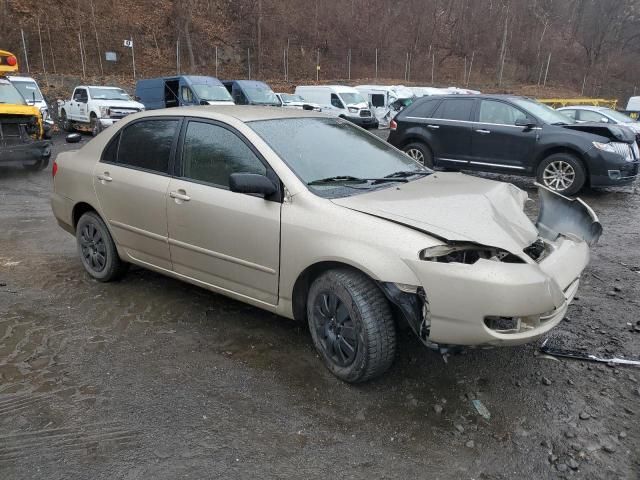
[51,107,601,382]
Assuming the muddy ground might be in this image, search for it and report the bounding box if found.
[0,132,639,480]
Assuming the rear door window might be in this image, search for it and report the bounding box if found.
[370,93,385,107]
[404,98,441,118]
[578,109,608,122]
[116,119,179,174]
[432,98,474,121]
[560,109,577,120]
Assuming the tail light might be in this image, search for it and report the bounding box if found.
[390,119,397,131]
[6,55,17,66]
[52,160,58,177]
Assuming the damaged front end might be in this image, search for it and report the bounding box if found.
[382,185,601,349]
[0,113,51,166]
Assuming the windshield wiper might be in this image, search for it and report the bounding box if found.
[383,170,431,179]
[308,175,409,186]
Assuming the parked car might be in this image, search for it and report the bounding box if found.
[58,86,145,136]
[388,94,639,195]
[0,49,51,170]
[275,92,321,111]
[294,85,378,129]
[625,96,640,119]
[222,80,280,106]
[52,106,600,382]
[557,106,640,144]
[135,75,234,110]
[7,75,54,127]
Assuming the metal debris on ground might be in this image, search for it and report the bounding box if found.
[471,399,491,421]
[540,339,640,367]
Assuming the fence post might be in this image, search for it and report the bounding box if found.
[543,51,551,86]
[21,29,30,73]
[37,17,47,80]
[375,48,378,80]
[247,47,251,79]
[78,32,85,78]
[46,25,56,74]
[467,51,475,87]
[431,52,435,85]
[215,46,218,77]
[348,48,351,80]
[176,40,180,74]
[131,36,136,79]
[316,48,319,81]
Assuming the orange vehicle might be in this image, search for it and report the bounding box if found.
[0,50,51,170]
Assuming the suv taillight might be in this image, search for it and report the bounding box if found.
[52,160,58,177]
[390,119,397,131]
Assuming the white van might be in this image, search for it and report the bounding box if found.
[7,75,54,126]
[626,96,640,113]
[294,85,378,129]
[355,85,415,127]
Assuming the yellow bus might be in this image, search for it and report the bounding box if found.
[0,50,51,170]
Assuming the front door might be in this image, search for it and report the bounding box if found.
[166,119,281,305]
[93,117,180,270]
[71,88,88,122]
[470,99,538,172]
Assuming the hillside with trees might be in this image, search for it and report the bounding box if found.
[2,0,640,100]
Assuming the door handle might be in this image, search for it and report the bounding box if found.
[474,129,491,134]
[169,190,191,202]
[426,124,440,129]
[96,172,112,182]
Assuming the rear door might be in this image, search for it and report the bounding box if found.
[469,99,538,172]
[166,119,281,305]
[425,97,475,167]
[93,117,180,270]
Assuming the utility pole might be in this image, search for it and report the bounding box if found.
[130,36,136,79]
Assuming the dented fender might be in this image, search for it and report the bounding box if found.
[535,184,603,247]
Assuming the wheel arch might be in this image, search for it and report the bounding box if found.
[72,201,100,230]
[534,146,590,178]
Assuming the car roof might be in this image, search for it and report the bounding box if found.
[80,86,123,89]
[558,105,608,111]
[141,105,325,122]
[297,85,359,93]
[6,76,37,82]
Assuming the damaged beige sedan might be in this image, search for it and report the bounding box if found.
[51,107,602,383]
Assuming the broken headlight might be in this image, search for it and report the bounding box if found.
[419,244,523,264]
[99,106,111,118]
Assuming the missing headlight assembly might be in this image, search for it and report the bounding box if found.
[419,244,524,264]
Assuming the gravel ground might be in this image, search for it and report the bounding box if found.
[0,132,639,479]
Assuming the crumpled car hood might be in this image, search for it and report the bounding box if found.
[331,173,539,254]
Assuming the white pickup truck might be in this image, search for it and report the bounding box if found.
[57,85,144,136]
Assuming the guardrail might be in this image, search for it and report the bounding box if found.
[537,98,618,109]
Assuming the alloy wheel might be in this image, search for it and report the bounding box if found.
[80,222,107,272]
[406,148,425,165]
[313,292,358,367]
[542,160,575,191]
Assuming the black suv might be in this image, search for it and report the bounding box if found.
[388,94,639,195]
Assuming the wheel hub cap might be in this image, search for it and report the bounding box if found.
[313,292,358,367]
[543,160,575,191]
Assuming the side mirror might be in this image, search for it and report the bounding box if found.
[199,99,209,105]
[66,133,82,143]
[302,103,315,111]
[515,118,537,129]
[229,173,277,196]
[600,117,609,123]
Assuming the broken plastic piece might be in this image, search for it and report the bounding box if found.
[471,399,491,420]
[540,339,640,367]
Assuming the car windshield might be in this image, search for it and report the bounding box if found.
[249,117,429,198]
[192,84,233,102]
[10,80,43,102]
[244,85,279,105]
[281,94,305,103]
[600,108,636,123]
[89,87,131,101]
[512,98,576,125]
[339,92,366,105]
[0,81,27,104]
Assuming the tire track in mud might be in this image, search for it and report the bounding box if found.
[0,422,141,463]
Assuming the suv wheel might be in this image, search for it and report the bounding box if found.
[76,212,129,282]
[403,142,434,168]
[23,158,49,171]
[537,153,586,196]
[60,110,73,132]
[307,269,396,383]
[90,114,101,136]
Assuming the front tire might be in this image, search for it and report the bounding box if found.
[60,110,73,132]
[307,269,396,383]
[90,114,101,136]
[403,142,434,168]
[537,153,586,196]
[76,212,128,282]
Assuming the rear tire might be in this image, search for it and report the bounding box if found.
[76,212,129,282]
[403,142,434,168]
[307,269,396,383]
[60,110,73,132]
[536,153,586,196]
[90,113,101,136]
[23,158,49,171]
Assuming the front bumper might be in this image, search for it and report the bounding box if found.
[0,139,51,165]
[586,148,638,187]
[99,118,117,128]
[406,237,588,346]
